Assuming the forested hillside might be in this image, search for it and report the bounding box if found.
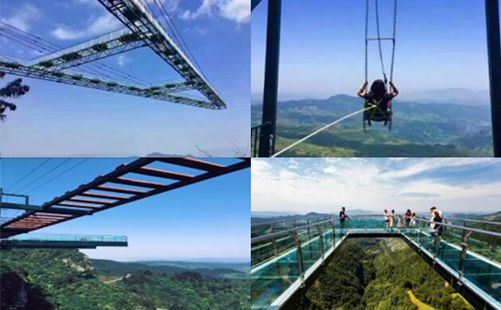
[299,239,474,310]
[0,249,250,310]
[252,95,493,157]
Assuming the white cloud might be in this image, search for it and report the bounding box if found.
[1,3,41,31]
[181,0,250,24]
[252,158,501,214]
[380,158,494,179]
[219,0,249,23]
[117,54,129,67]
[51,14,122,41]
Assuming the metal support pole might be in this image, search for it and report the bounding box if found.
[459,231,473,279]
[317,224,325,259]
[486,0,501,156]
[271,223,278,256]
[258,0,282,157]
[293,230,305,283]
[331,218,336,247]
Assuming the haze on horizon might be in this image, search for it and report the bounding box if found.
[252,0,491,101]
[252,158,501,215]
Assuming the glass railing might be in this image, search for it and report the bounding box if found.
[7,233,127,243]
[401,217,501,305]
[251,215,333,239]
[251,217,345,309]
[252,214,501,310]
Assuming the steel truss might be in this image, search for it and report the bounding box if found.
[27,28,146,71]
[0,0,226,109]
[0,158,250,238]
[0,60,215,108]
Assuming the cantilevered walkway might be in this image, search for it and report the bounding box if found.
[251,215,501,310]
[1,158,250,249]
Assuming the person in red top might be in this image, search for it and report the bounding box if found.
[404,209,412,227]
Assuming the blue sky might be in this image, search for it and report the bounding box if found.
[252,0,493,99]
[252,158,501,214]
[1,157,250,261]
[0,0,250,156]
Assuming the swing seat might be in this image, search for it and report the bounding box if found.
[363,101,392,131]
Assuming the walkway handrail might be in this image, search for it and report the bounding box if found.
[443,216,501,226]
[252,214,501,244]
[407,216,501,238]
[251,214,333,227]
[252,217,335,244]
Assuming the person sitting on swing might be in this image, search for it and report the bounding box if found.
[357,79,399,126]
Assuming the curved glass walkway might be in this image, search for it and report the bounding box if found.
[251,215,501,310]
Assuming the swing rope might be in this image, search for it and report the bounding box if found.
[272,106,376,157]
[365,0,398,86]
[272,1,399,157]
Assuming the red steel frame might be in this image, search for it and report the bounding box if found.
[1,157,250,238]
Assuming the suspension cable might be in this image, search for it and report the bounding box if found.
[0,22,150,86]
[28,158,89,193]
[13,159,71,194]
[147,0,206,78]
[5,159,52,191]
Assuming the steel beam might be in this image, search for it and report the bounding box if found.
[97,0,226,109]
[1,158,250,238]
[486,0,501,156]
[0,234,128,249]
[258,0,282,157]
[0,61,215,108]
[0,202,90,215]
[252,0,263,11]
[27,28,146,70]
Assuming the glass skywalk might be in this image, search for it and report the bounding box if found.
[251,215,501,310]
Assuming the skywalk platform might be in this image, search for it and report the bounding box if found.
[251,216,501,310]
[0,233,127,249]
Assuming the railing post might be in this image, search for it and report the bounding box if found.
[271,223,278,256]
[293,230,305,283]
[331,217,336,247]
[417,220,423,246]
[306,219,312,240]
[459,231,473,279]
[258,0,282,157]
[317,224,325,260]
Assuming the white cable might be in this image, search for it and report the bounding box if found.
[272,106,374,157]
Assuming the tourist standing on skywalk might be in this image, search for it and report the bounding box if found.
[430,207,444,230]
[405,209,412,226]
[384,209,390,229]
[339,206,348,229]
